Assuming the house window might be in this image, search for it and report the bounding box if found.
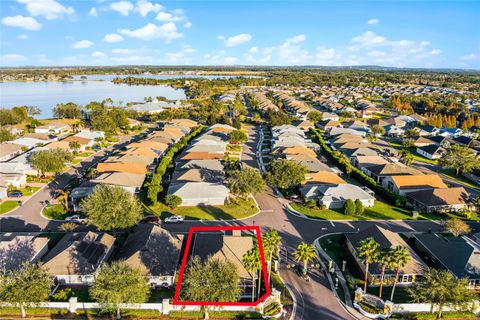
[401,275,413,283]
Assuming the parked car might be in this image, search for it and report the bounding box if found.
[7,191,23,198]
[65,215,87,224]
[163,215,184,224]
[141,215,160,225]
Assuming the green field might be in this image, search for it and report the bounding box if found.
[0,201,19,215]
[43,204,68,220]
[144,197,258,220]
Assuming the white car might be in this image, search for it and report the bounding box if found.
[65,215,87,224]
[163,215,184,224]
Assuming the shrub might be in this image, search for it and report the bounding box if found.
[305,199,317,209]
[355,199,364,215]
[165,194,182,208]
[344,199,356,215]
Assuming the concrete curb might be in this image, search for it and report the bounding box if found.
[276,272,297,320]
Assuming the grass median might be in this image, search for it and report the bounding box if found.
[0,201,19,215]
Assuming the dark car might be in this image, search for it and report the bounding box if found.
[141,215,160,225]
[8,191,23,198]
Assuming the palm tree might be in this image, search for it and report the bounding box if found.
[55,189,69,209]
[390,246,410,302]
[377,248,395,298]
[357,237,380,292]
[399,149,414,166]
[293,242,317,274]
[262,229,282,286]
[242,248,260,301]
[68,141,81,154]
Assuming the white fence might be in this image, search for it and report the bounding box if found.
[393,302,480,314]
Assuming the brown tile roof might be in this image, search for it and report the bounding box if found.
[407,187,469,206]
[44,140,70,150]
[279,146,317,157]
[302,171,346,185]
[63,136,91,145]
[97,162,147,174]
[391,174,447,189]
[124,147,158,158]
[128,141,168,152]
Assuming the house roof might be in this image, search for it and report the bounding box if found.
[91,172,146,189]
[124,147,158,159]
[302,172,346,185]
[283,154,333,172]
[313,184,374,202]
[390,174,447,189]
[354,156,389,167]
[169,119,198,128]
[171,168,224,183]
[191,232,254,279]
[180,152,224,160]
[176,159,224,172]
[114,224,183,277]
[347,226,426,275]
[167,182,229,200]
[97,162,147,174]
[63,136,92,145]
[278,146,317,157]
[0,143,24,158]
[0,234,49,271]
[110,154,152,165]
[44,140,70,150]
[417,144,444,155]
[366,163,421,176]
[413,233,480,279]
[406,187,469,207]
[128,141,168,152]
[42,232,115,275]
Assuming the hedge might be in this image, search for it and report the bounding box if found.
[310,128,406,207]
[145,125,205,204]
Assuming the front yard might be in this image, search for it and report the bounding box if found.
[43,204,68,220]
[441,169,480,191]
[0,201,19,215]
[291,201,416,220]
[144,197,258,220]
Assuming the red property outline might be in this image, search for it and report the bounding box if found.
[173,225,271,306]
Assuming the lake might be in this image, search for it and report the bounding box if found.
[0,74,243,119]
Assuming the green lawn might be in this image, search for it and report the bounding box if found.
[291,201,416,220]
[441,169,480,191]
[144,197,258,220]
[388,142,438,165]
[226,144,242,152]
[43,204,68,220]
[12,186,40,197]
[0,201,19,214]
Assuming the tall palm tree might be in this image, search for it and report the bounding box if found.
[55,189,69,209]
[390,246,410,302]
[357,237,380,292]
[377,248,395,298]
[262,229,282,286]
[242,248,260,301]
[293,242,317,274]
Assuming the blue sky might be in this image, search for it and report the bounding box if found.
[1,0,479,69]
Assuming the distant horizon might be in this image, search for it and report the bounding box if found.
[1,64,480,73]
[1,1,479,69]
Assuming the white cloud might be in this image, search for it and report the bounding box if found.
[162,45,196,64]
[156,11,182,22]
[135,0,162,16]
[110,1,134,16]
[103,33,124,43]
[17,34,28,39]
[92,51,107,58]
[111,55,154,63]
[367,18,379,25]
[17,0,74,20]
[1,54,28,64]
[219,33,252,47]
[203,50,238,65]
[249,46,259,53]
[275,34,311,64]
[118,22,183,42]
[351,31,388,49]
[184,21,192,28]
[315,47,341,65]
[428,49,442,56]
[89,7,98,17]
[461,50,480,61]
[2,15,41,30]
[71,40,94,49]
[112,48,137,54]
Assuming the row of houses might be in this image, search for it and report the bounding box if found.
[167,124,238,207]
[268,124,376,209]
[0,130,105,200]
[324,126,473,214]
[347,225,480,289]
[0,226,258,296]
[70,119,198,210]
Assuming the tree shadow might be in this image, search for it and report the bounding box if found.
[0,236,36,271]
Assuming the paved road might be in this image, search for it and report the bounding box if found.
[2,125,479,320]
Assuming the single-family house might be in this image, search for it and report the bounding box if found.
[0,143,24,161]
[411,233,480,289]
[114,224,183,287]
[302,184,375,208]
[406,187,471,213]
[283,154,332,172]
[167,182,229,206]
[96,162,147,175]
[362,163,421,185]
[176,159,224,172]
[171,168,225,183]
[316,120,342,130]
[42,232,115,284]
[90,172,146,194]
[34,121,70,134]
[321,112,340,121]
[346,226,426,286]
[8,137,47,149]
[382,174,447,196]
[0,233,49,271]
[416,145,445,160]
